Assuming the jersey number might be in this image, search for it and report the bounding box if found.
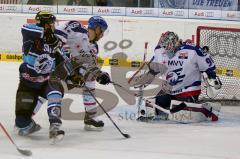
[206,57,214,67]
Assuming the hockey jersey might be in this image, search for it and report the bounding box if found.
[55,21,99,57]
[20,24,57,89]
[151,44,216,97]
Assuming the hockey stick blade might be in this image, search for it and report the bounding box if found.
[0,123,32,156]
[170,103,187,113]
[123,133,131,138]
[16,148,32,156]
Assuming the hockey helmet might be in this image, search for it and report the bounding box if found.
[88,16,108,32]
[35,10,56,27]
[158,31,180,52]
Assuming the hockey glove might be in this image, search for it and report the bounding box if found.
[96,72,111,85]
[212,77,222,90]
[65,71,85,89]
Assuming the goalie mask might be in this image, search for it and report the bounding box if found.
[158,31,180,58]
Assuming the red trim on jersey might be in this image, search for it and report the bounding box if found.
[84,102,96,106]
[175,90,201,98]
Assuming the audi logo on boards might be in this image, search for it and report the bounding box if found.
[42,7,53,12]
[206,12,214,17]
[6,6,17,11]
[174,10,184,17]
[77,8,88,13]
[143,9,154,15]
[111,8,121,14]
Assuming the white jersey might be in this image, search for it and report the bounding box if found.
[151,44,216,97]
[55,21,98,57]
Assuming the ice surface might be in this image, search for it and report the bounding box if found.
[0,62,240,159]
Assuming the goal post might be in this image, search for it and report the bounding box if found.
[196,26,240,104]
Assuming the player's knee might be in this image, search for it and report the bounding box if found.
[15,91,37,117]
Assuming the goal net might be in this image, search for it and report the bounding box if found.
[196,26,240,104]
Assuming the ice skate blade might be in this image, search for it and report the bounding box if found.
[49,131,65,145]
[84,124,104,132]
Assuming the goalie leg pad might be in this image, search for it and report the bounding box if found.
[169,100,221,123]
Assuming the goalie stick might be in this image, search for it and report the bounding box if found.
[128,42,148,118]
[137,42,148,118]
[128,42,148,84]
[111,81,186,115]
[0,122,32,156]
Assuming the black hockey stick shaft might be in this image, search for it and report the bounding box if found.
[0,122,32,156]
[111,81,186,114]
[83,84,130,139]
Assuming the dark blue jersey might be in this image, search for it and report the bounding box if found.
[20,24,56,89]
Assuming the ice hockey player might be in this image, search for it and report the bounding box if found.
[132,31,222,123]
[15,11,65,141]
[54,16,111,131]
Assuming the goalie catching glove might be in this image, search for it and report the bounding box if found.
[129,69,172,95]
[202,72,222,98]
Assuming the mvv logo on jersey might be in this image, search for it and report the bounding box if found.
[166,68,185,85]
[168,60,184,66]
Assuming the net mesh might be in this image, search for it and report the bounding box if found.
[197,26,240,103]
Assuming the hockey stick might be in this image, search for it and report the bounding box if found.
[135,42,148,117]
[0,122,32,156]
[83,84,130,139]
[111,81,186,114]
[128,42,148,84]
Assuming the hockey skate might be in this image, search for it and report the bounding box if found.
[84,114,104,131]
[49,123,65,145]
[15,120,41,136]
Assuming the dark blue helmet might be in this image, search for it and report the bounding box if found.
[88,16,108,32]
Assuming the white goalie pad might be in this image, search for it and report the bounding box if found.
[137,98,156,118]
[168,100,221,123]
